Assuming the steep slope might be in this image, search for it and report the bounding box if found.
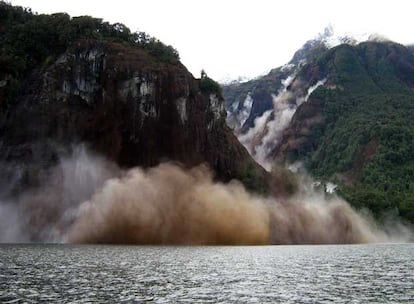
[222,27,346,135]
[224,68,287,132]
[273,41,414,221]
[223,30,331,170]
[0,3,268,197]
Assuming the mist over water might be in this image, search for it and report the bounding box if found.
[0,146,411,244]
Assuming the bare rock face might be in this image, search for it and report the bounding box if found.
[272,97,325,162]
[0,40,268,193]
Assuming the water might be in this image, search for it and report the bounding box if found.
[0,244,413,303]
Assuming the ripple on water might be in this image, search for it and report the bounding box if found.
[0,244,413,303]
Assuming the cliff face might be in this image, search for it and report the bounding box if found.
[0,40,268,193]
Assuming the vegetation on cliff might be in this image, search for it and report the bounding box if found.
[199,70,222,95]
[284,42,414,222]
[0,1,179,108]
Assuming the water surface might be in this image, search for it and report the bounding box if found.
[0,244,413,303]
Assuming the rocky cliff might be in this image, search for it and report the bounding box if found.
[0,39,268,194]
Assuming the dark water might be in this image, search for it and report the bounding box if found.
[0,244,413,303]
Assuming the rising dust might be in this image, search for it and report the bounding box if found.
[0,146,411,244]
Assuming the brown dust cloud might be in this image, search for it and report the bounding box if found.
[0,146,412,244]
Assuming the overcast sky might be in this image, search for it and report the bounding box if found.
[9,0,414,81]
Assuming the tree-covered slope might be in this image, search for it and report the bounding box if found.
[274,41,414,221]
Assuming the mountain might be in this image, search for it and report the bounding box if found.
[0,2,268,197]
[275,41,414,222]
[223,33,414,222]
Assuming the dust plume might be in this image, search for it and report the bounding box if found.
[68,164,270,245]
[0,146,412,244]
[67,152,411,245]
[268,195,384,244]
[67,166,392,245]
